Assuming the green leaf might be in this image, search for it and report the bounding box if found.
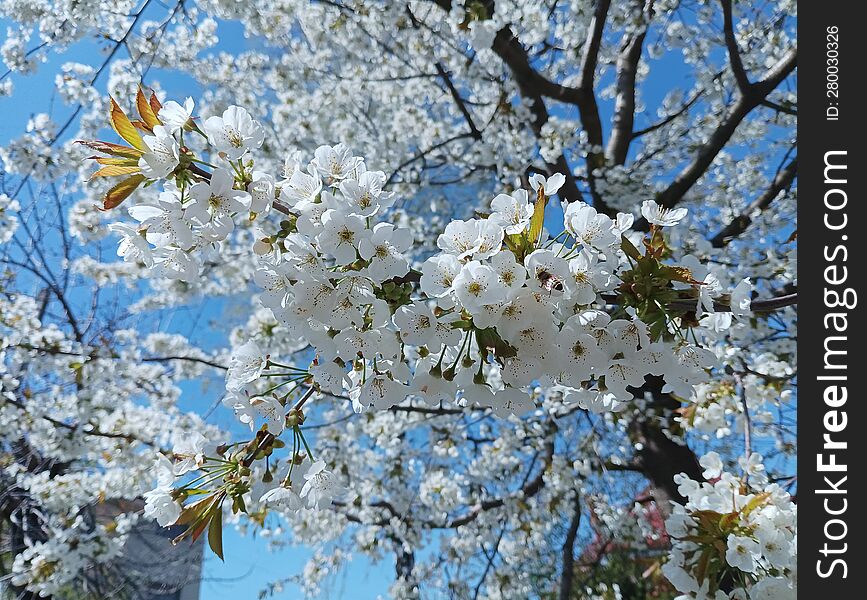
[503,233,527,262]
[475,327,518,360]
[527,187,547,246]
[208,510,224,561]
[740,492,771,518]
[695,547,712,585]
[620,234,643,262]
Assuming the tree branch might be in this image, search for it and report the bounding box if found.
[444,434,554,528]
[653,47,796,211]
[720,0,752,95]
[606,0,654,165]
[630,90,703,140]
[557,495,582,600]
[575,0,611,179]
[709,158,797,247]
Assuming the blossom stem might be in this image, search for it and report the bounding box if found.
[292,386,316,412]
[296,426,316,461]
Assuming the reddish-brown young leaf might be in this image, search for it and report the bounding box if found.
[93,156,139,166]
[90,165,141,180]
[109,96,146,151]
[77,140,142,159]
[149,90,163,115]
[102,174,145,210]
[136,86,161,130]
[129,119,152,133]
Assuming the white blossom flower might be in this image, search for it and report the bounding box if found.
[248,171,276,214]
[725,535,761,573]
[420,254,461,297]
[566,249,604,305]
[138,125,179,179]
[282,167,323,207]
[556,326,603,386]
[699,451,723,479]
[453,261,507,311]
[524,249,570,296]
[143,487,181,527]
[358,222,411,281]
[150,247,198,281]
[393,302,437,347]
[564,202,619,249]
[338,169,394,217]
[108,222,153,267]
[640,199,688,227]
[489,250,527,298]
[300,460,344,509]
[260,485,302,512]
[143,455,181,527]
[310,362,348,395]
[490,189,533,234]
[172,432,209,475]
[730,277,752,318]
[186,168,251,241]
[128,191,194,248]
[759,529,792,569]
[317,209,367,265]
[529,172,566,196]
[311,143,362,184]
[158,97,194,134]
[250,395,285,433]
[226,341,267,392]
[437,219,483,259]
[490,387,534,418]
[203,105,264,159]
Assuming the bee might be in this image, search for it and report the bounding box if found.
[536,268,565,294]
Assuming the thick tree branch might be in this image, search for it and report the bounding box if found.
[666,292,797,314]
[557,495,582,600]
[632,379,703,508]
[653,48,796,211]
[720,0,751,95]
[428,0,586,204]
[575,0,611,177]
[489,28,586,203]
[606,0,654,165]
[710,158,797,247]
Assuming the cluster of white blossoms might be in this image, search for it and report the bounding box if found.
[9,513,133,597]
[0,0,798,595]
[86,93,758,554]
[662,452,797,599]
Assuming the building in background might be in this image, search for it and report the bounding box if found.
[97,501,203,600]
